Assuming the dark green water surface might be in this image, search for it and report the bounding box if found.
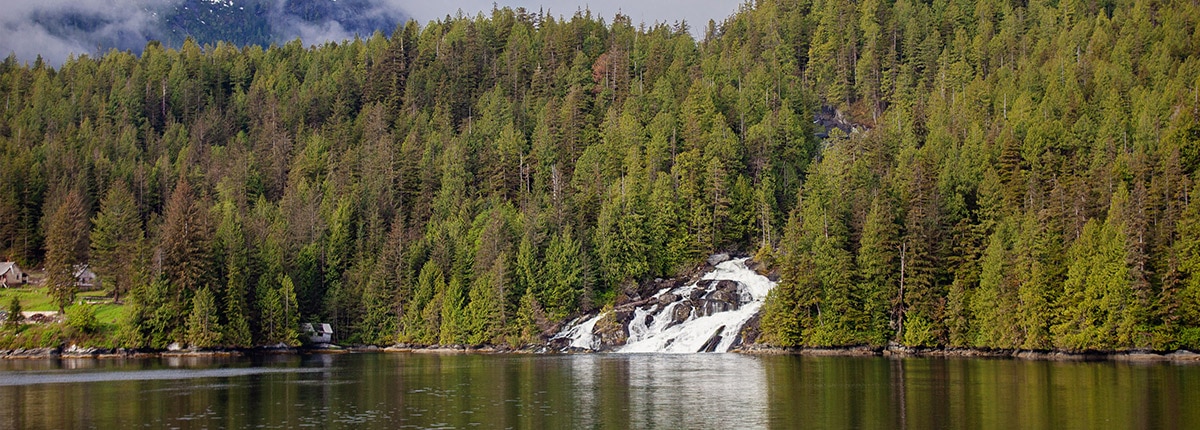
[0,353,1196,429]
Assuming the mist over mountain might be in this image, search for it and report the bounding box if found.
[3,0,409,65]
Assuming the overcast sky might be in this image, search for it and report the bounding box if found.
[403,1,746,32]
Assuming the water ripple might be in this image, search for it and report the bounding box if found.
[0,367,325,386]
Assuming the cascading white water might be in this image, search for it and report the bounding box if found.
[556,313,605,350]
[552,257,776,353]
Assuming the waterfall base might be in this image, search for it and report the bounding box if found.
[551,258,776,353]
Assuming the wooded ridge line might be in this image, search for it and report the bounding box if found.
[0,0,1197,353]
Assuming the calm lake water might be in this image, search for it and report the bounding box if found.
[0,352,1196,429]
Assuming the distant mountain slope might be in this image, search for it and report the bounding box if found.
[162,0,407,47]
[12,0,408,64]
[160,0,274,48]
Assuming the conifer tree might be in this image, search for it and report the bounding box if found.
[542,227,583,321]
[1167,187,1200,349]
[161,179,213,302]
[5,297,22,329]
[186,287,222,349]
[512,289,548,345]
[855,194,899,345]
[90,183,143,303]
[45,190,88,314]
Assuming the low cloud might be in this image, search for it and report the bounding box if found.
[0,0,165,64]
[270,0,408,42]
[0,0,410,66]
[1,0,742,66]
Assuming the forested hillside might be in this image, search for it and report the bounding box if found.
[0,0,1198,351]
[758,0,1200,351]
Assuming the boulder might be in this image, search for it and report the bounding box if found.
[698,326,726,352]
[707,253,731,266]
[671,303,693,325]
[593,310,633,350]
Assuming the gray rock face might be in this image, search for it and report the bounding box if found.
[687,280,750,317]
[649,280,752,329]
[587,310,635,351]
[671,303,692,326]
[707,253,731,266]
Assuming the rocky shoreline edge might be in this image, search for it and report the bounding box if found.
[732,344,1200,363]
[4,343,1200,363]
[0,343,541,359]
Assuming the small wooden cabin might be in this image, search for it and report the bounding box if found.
[73,264,100,290]
[0,262,27,288]
[301,323,334,344]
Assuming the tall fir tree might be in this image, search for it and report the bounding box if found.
[45,190,89,314]
[90,183,143,304]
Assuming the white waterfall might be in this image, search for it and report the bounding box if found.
[556,313,605,350]
[552,257,776,353]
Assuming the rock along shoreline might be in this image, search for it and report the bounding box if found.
[731,344,1200,363]
[3,343,1199,363]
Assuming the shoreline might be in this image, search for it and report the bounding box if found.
[3,343,1199,363]
[731,344,1200,363]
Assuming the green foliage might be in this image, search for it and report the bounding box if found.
[45,190,88,314]
[256,274,300,346]
[902,314,937,348]
[125,278,185,349]
[65,304,101,335]
[185,287,222,349]
[0,0,1198,352]
[5,297,22,328]
[511,290,547,345]
[223,290,253,348]
[542,228,584,321]
[1053,189,1138,351]
[90,183,143,303]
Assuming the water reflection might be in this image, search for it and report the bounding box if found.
[0,353,1197,429]
[764,356,1200,430]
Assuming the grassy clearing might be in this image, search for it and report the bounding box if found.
[0,287,57,311]
[0,287,127,324]
[92,303,126,325]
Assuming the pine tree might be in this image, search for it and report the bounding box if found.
[45,190,88,314]
[971,221,1021,348]
[223,288,253,348]
[439,275,466,345]
[542,227,583,321]
[259,274,301,346]
[278,274,300,346]
[899,153,944,347]
[186,287,222,349]
[406,260,444,344]
[465,256,507,345]
[5,297,22,328]
[91,183,143,303]
[215,199,252,347]
[258,281,285,344]
[1054,187,1137,350]
[161,179,213,303]
[512,289,548,346]
[760,211,810,347]
[1169,187,1200,349]
[855,194,899,345]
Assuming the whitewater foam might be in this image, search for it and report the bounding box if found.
[553,257,776,353]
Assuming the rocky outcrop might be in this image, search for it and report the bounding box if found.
[592,310,633,350]
[0,347,61,358]
[648,280,751,328]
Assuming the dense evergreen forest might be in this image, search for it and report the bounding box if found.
[0,0,1198,351]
